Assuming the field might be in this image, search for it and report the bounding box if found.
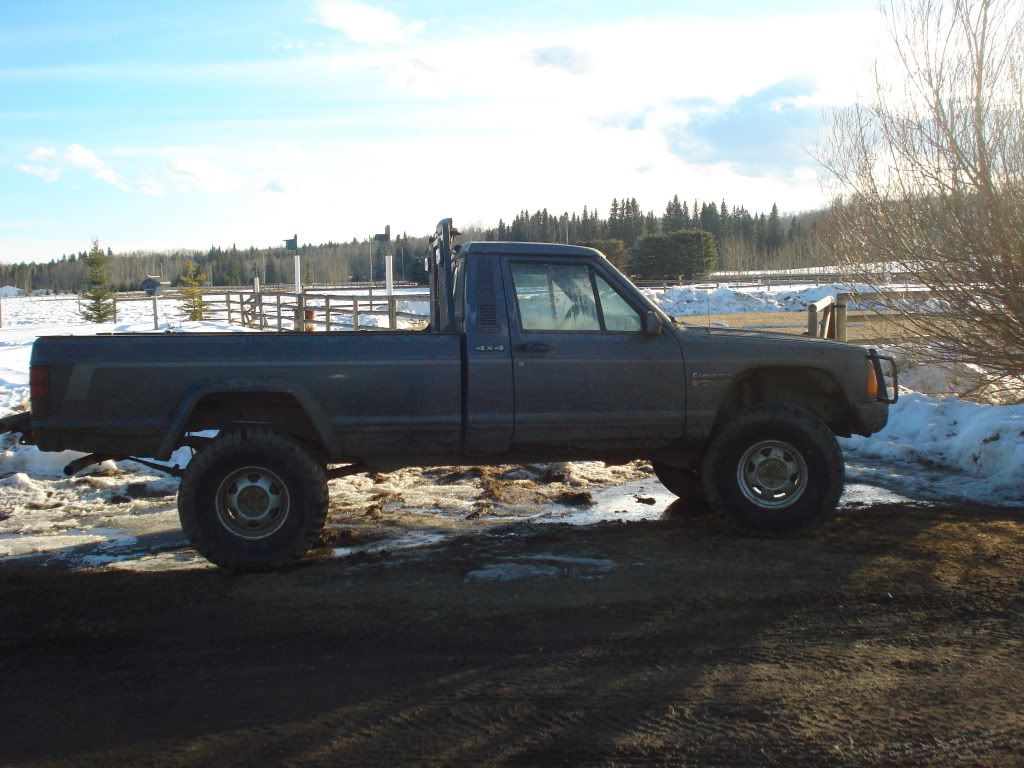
[679,308,913,345]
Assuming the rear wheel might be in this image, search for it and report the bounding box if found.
[178,429,328,571]
[701,404,844,537]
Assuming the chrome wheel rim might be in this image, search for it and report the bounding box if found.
[736,440,807,510]
[215,466,290,540]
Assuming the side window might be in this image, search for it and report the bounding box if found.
[510,262,600,332]
[595,274,642,332]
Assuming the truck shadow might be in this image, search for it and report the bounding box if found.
[1,500,1022,766]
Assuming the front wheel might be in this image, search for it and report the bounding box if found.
[178,429,328,571]
[701,404,844,537]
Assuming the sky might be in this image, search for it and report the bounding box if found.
[0,0,886,263]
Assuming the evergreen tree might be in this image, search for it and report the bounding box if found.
[632,230,717,280]
[766,203,783,253]
[80,239,115,323]
[663,195,685,232]
[178,259,206,321]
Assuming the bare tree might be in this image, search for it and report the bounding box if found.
[820,0,1024,390]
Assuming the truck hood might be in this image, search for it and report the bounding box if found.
[675,324,860,353]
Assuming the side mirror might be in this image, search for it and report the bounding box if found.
[643,310,663,336]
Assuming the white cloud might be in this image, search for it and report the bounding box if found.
[94,166,130,192]
[63,143,105,171]
[168,156,237,194]
[59,143,131,191]
[315,1,424,44]
[15,163,60,182]
[28,146,57,161]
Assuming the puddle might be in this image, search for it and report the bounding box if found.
[533,479,681,525]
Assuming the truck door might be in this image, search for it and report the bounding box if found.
[502,257,685,450]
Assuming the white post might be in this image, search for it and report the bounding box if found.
[152,296,159,330]
[293,253,301,294]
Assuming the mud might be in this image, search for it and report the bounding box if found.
[2,500,1022,767]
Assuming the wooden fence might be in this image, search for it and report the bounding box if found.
[218,291,432,332]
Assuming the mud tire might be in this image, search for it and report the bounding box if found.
[178,429,328,571]
[702,404,844,537]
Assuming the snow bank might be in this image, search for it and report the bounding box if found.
[645,282,907,317]
[842,393,1024,502]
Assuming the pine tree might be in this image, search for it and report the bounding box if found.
[80,239,115,323]
[178,259,206,321]
[766,203,783,254]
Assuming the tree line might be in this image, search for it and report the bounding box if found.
[0,197,832,294]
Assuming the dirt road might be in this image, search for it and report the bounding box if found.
[2,501,1022,767]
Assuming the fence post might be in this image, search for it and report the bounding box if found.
[113,297,118,323]
[257,292,265,329]
[276,294,283,332]
[352,298,360,330]
[227,293,234,326]
[386,253,396,329]
[325,297,332,332]
[295,293,306,332]
[806,305,817,337]
[836,293,848,342]
[152,296,159,330]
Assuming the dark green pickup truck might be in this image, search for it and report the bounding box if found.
[10,219,897,570]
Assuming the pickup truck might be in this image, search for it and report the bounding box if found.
[7,219,897,570]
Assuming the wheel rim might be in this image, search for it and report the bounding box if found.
[736,440,807,510]
[215,466,290,540]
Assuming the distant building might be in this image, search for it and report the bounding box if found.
[141,276,171,296]
[0,285,22,297]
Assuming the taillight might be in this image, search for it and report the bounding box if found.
[30,365,50,419]
[866,360,879,399]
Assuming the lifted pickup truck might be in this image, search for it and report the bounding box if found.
[10,219,896,570]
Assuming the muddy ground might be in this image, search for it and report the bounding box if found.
[2,495,1022,767]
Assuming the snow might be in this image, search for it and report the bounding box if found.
[643,282,936,317]
[842,394,1024,501]
[2,282,1023,573]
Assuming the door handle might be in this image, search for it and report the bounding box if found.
[516,342,551,353]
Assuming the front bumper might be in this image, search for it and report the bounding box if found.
[853,401,890,436]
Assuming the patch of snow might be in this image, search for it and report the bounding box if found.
[332,530,447,559]
[465,563,562,582]
[536,479,679,525]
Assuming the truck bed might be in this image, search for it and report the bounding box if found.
[31,331,462,460]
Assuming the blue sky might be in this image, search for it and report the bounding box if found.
[0,0,881,262]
